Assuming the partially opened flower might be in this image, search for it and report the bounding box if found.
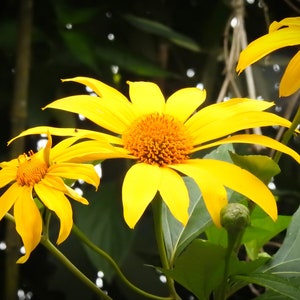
[236,17,300,97]
[12,77,300,229]
[0,132,99,263]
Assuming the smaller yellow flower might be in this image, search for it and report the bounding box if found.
[0,133,99,263]
[236,17,300,97]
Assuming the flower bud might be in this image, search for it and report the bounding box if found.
[220,203,250,232]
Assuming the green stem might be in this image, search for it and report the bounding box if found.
[273,105,300,164]
[152,196,182,300]
[40,237,112,300]
[72,224,172,300]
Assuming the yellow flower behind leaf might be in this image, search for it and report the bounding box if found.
[12,77,300,229]
[236,17,300,97]
[0,133,99,263]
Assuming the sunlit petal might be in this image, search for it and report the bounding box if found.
[165,88,206,122]
[194,134,300,164]
[193,159,277,221]
[44,95,130,134]
[191,111,291,145]
[122,163,161,228]
[269,17,300,32]
[0,167,17,188]
[35,182,73,244]
[236,27,300,74]
[42,174,88,205]
[158,167,189,225]
[48,163,99,188]
[0,183,22,220]
[185,98,274,132]
[8,126,122,146]
[280,50,300,97]
[170,162,227,227]
[14,186,42,263]
[127,81,165,115]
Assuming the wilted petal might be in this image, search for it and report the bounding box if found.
[122,163,161,228]
[158,167,189,225]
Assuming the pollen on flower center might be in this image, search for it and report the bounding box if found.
[16,150,48,186]
[122,113,193,166]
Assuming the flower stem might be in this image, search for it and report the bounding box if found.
[273,105,300,164]
[72,224,172,300]
[40,237,112,300]
[152,196,182,300]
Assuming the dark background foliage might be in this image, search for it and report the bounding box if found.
[0,0,299,299]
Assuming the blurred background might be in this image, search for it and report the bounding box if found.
[0,0,300,299]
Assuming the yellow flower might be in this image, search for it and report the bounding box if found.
[236,17,300,97]
[0,133,99,263]
[11,77,300,229]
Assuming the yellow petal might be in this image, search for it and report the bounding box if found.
[191,111,291,146]
[35,182,73,244]
[42,174,88,204]
[170,162,227,227]
[8,126,122,146]
[48,162,100,189]
[127,81,165,115]
[269,17,300,32]
[158,167,189,225]
[185,98,274,132]
[194,159,277,222]
[194,134,300,165]
[52,139,131,163]
[45,95,130,134]
[165,88,206,122]
[280,50,300,97]
[0,166,17,188]
[14,186,42,263]
[122,163,161,228]
[236,28,300,74]
[0,183,21,220]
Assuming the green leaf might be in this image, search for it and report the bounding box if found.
[162,144,234,265]
[243,206,291,260]
[164,239,226,300]
[60,30,98,71]
[261,205,300,277]
[95,44,177,78]
[123,14,201,52]
[234,273,300,300]
[229,153,281,183]
[73,182,134,281]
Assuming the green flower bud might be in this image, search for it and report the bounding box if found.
[220,203,250,232]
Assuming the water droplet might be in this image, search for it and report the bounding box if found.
[273,64,280,72]
[105,11,112,18]
[107,33,115,41]
[65,23,73,30]
[78,114,86,121]
[274,82,280,90]
[159,274,167,283]
[275,105,282,112]
[186,68,195,78]
[111,65,119,74]
[196,82,204,90]
[0,241,7,250]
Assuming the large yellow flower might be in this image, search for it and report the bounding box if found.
[0,133,99,263]
[11,77,300,229]
[236,17,300,97]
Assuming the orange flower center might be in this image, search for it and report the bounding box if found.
[122,113,193,166]
[16,150,48,186]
